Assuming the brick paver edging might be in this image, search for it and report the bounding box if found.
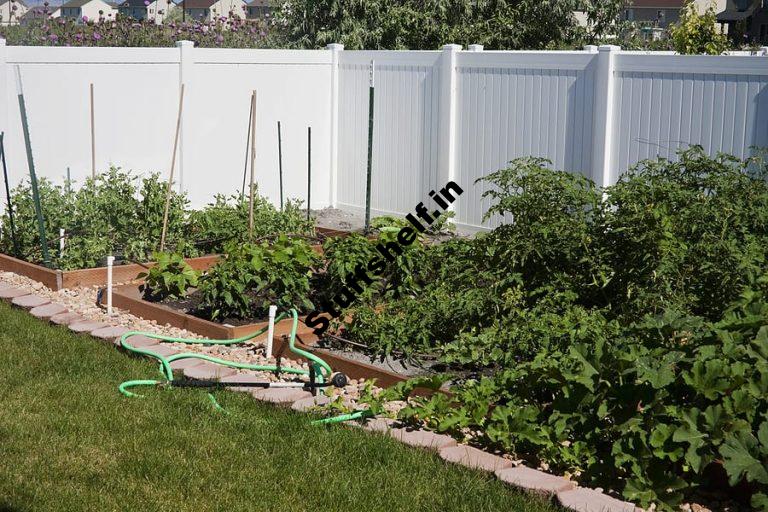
[0,281,642,512]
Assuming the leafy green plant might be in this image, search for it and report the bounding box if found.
[199,235,319,321]
[185,192,313,255]
[669,0,729,55]
[138,252,200,300]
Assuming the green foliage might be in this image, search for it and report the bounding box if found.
[669,0,729,55]
[337,149,768,507]
[1,171,315,271]
[199,235,319,321]
[186,193,313,255]
[273,0,586,50]
[0,176,74,264]
[55,168,189,270]
[138,252,200,300]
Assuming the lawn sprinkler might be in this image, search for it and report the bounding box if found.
[117,308,349,410]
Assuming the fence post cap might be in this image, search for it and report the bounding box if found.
[761,46,768,56]
[442,44,462,52]
[583,44,598,53]
[326,43,344,51]
[598,45,621,52]
[0,38,6,47]
[467,44,484,52]
[175,40,194,48]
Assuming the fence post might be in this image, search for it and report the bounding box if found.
[438,44,461,213]
[327,43,343,208]
[761,46,768,56]
[591,45,619,189]
[176,40,193,194]
[467,44,483,52]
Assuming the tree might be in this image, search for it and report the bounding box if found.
[270,0,607,50]
[669,0,729,55]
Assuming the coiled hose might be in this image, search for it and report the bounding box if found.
[118,308,374,423]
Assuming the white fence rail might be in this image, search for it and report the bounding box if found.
[0,41,766,230]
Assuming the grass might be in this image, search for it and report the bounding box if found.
[0,301,558,512]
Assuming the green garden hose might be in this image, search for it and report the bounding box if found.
[118,309,378,425]
[118,309,331,400]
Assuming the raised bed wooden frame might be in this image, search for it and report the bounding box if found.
[0,226,351,291]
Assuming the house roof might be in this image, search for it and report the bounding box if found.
[21,5,57,15]
[60,0,99,7]
[179,0,216,8]
[717,3,757,20]
[247,0,269,6]
[119,0,153,7]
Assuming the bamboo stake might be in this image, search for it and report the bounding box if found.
[240,93,254,201]
[90,83,95,178]
[160,83,185,252]
[248,90,257,240]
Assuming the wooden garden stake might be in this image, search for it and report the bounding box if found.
[248,90,257,240]
[240,93,254,201]
[160,83,185,252]
[90,83,96,178]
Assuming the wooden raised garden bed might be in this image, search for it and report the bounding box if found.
[0,252,222,291]
[110,283,410,387]
[0,227,350,291]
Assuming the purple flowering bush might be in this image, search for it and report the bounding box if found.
[0,8,270,48]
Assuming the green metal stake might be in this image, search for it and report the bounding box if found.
[278,121,284,211]
[15,67,50,267]
[364,60,375,233]
[0,132,20,258]
[307,126,311,222]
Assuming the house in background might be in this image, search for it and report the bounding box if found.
[20,4,60,24]
[0,0,29,25]
[624,0,727,27]
[245,0,270,19]
[118,0,172,23]
[60,0,117,22]
[180,0,245,20]
[717,0,768,43]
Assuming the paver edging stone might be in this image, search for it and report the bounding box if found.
[557,487,640,512]
[0,286,31,300]
[388,427,457,451]
[438,445,514,473]
[495,466,575,496]
[30,303,68,319]
[11,294,51,309]
[69,321,110,334]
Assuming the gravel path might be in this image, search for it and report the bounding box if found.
[0,270,376,404]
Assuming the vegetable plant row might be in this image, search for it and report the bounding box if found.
[0,167,314,270]
[5,148,768,509]
[147,147,768,510]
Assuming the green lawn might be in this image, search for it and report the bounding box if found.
[0,301,557,512]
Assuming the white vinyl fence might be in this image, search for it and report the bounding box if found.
[0,40,766,230]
